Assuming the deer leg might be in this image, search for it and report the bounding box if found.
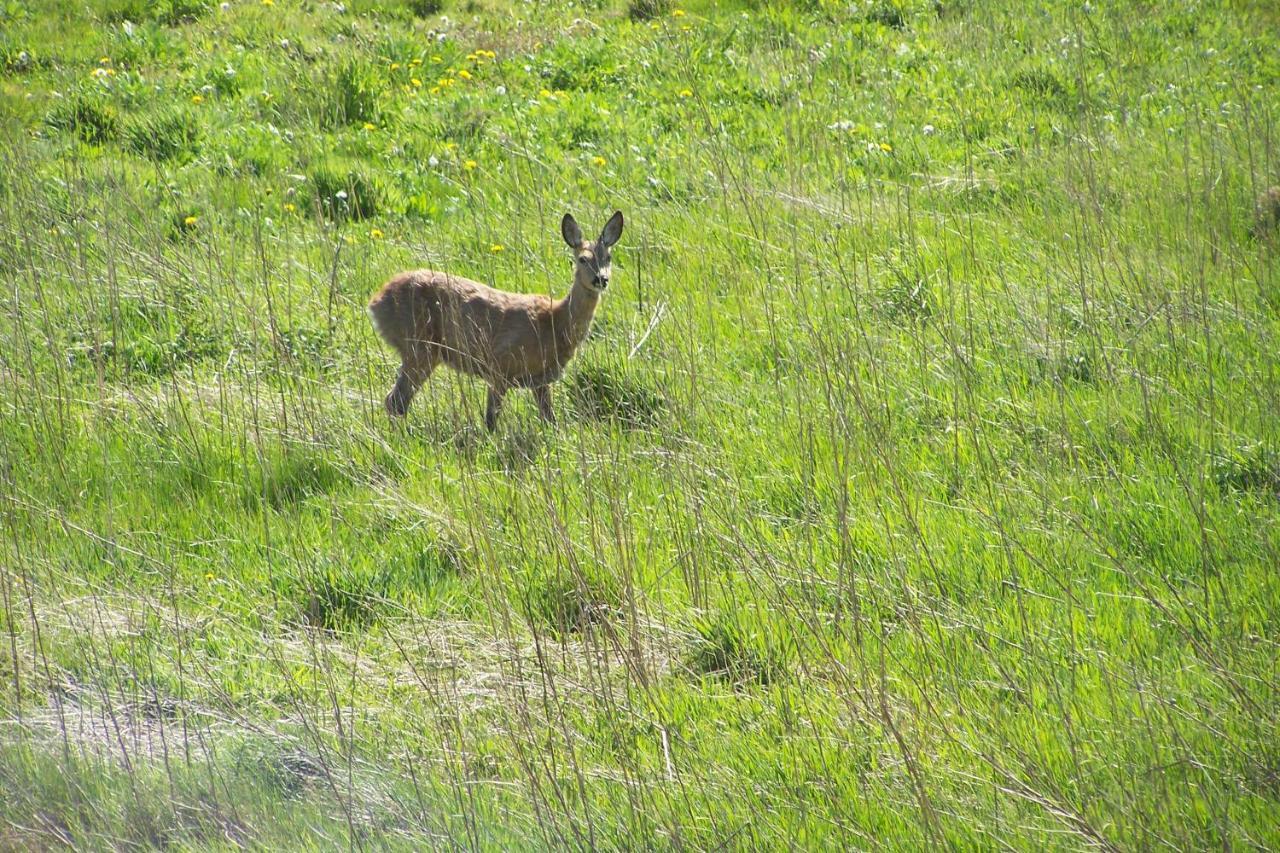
[385,357,435,417]
[532,385,556,425]
[484,386,507,432]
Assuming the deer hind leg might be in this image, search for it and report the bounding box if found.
[385,355,436,417]
[532,385,556,425]
[484,386,507,432]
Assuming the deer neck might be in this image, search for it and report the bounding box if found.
[554,279,600,350]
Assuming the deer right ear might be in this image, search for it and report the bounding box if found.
[561,213,583,248]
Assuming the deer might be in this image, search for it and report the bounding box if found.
[367,210,623,431]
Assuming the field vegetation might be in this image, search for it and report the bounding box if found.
[1,0,1279,847]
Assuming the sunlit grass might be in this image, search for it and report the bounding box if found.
[1,0,1278,848]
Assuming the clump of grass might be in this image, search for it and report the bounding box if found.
[231,740,327,797]
[860,1,908,29]
[320,59,383,128]
[246,447,344,510]
[303,160,382,220]
[2,45,36,75]
[1212,444,1280,498]
[46,96,120,145]
[407,0,444,15]
[566,364,664,428]
[878,268,934,323]
[125,108,201,163]
[525,567,618,636]
[1031,347,1098,385]
[299,539,461,629]
[627,0,671,21]
[102,0,210,25]
[1010,67,1070,107]
[686,614,788,687]
[1253,186,1280,237]
[64,296,221,378]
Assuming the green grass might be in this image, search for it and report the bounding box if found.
[1,0,1279,848]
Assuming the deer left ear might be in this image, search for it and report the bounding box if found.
[598,210,624,248]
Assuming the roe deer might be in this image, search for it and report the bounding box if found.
[368,210,624,430]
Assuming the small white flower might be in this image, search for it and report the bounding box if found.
[201,84,214,94]
[428,155,439,167]
[436,32,447,42]
[122,20,135,35]
[336,190,348,200]
[922,123,935,135]
[280,38,290,49]
[827,120,855,131]
[896,42,910,56]
[224,65,236,77]
[220,1,230,9]
[495,85,506,95]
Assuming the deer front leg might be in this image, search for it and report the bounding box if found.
[386,358,434,417]
[532,385,556,425]
[484,386,506,431]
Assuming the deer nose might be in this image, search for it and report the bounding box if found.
[594,275,609,289]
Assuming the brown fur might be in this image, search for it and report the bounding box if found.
[368,211,623,429]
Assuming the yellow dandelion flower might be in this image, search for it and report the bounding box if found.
[411,58,423,66]
[191,94,204,104]
[390,62,401,71]
[429,85,441,95]
[539,88,553,99]
[672,8,686,16]
[91,68,110,79]
[369,227,384,239]
[411,77,422,87]
[261,0,273,6]
[284,202,296,212]
[490,244,504,252]
[466,53,478,61]
[649,21,660,29]
[678,88,692,98]
[681,24,691,31]
[463,159,477,170]
[444,142,458,150]
[592,155,606,166]
[363,122,376,130]
[483,50,496,58]
[458,68,472,80]
[184,215,199,226]
[99,56,111,65]
[430,55,442,63]
[879,142,893,152]
[439,77,454,87]
[343,235,354,245]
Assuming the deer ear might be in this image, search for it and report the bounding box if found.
[598,210,624,248]
[561,213,583,248]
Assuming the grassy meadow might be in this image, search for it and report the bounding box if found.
[2,0,1279,847]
